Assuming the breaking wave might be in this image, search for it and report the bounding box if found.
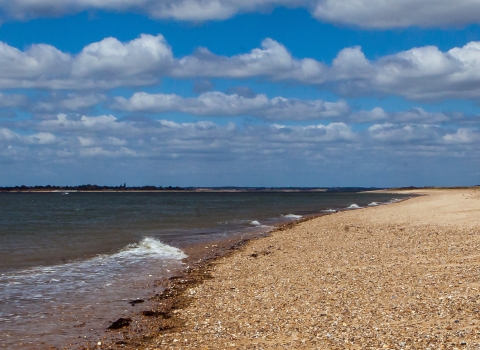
[283,214,302,219]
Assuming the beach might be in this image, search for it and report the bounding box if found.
[1,192,404,349]
[101,188,480,349]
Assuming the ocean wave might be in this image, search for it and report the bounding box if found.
[283,214,302,219]
[2,237,186,286]
[347,204,362,209]
[388,198,403,203]
[115,237,187,260]
[321,209,337,213]
[250,220,261,226]
[368,202,380,206]
[0,238,186,348]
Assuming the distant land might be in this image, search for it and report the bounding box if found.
[0,185,392,193]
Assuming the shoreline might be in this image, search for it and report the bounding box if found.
[87,188,480,349]
[82,197,415,349]
[2,191,409,349]
[82,214,328,349]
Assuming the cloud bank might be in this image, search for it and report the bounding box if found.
[113,92,349,120]
[2,113,476,161]
[4,35,480,102]
[1,113,478,187]
[2,0,480,28]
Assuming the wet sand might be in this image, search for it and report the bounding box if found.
[97,188,480,349]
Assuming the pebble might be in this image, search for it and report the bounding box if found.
[116,189,480,349]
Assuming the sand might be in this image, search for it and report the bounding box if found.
[102,188,480,349]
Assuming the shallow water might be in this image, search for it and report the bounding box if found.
[0,191,409,348]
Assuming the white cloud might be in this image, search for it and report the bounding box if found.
[175,40,480,101]
[0,0,304,22]
[2,0,480,28]
[39,114,121,131]
[0,127,18,141]
[34,93,106,112]
[2,113,480,186]
[351,108,451,124]
[368,123,442,143]
[113,91,349,120]
[0,128,56,145]
[443,128,480,144]
[3,35,480,102]
[0,34,174,89]
[72,34,174,85]
[4,113,477,161]
[173,38,325,83]
[271,122,355,142]
[24,132,56,144]
[296,41,480,101]
[5,113,358,162]
[313,0,480,28]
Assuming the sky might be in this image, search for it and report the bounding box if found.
[1,0,480,187]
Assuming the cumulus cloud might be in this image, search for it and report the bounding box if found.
[2,0,480,28]
[2,112,480,186]
[359,42,480,100]
[0,34,174,89]
[0,36,323,89]
[173,38,326,83]
[112,91,349,120]
[271,122,355,142]
[443,128,480,144]
[0,0,305,22]
[2,113,356,163]
[312,0,480,28]
[34,93,106,112]
[4,113,477,158]
[4,35,480,102]
[0,127,56,145]
[172,39,480,101]
[368,123,443,143]
[351,108,451,124]
[300,42,480,101]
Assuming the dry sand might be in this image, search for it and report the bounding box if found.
[107,188,480,349]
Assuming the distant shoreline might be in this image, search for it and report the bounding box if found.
[0,187,379,193]
[1,185,478,193]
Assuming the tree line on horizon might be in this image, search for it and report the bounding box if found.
[0,184,187,191]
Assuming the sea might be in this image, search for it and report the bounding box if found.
[0,191,410,349]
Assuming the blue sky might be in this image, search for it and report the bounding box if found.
[1,1,480,187]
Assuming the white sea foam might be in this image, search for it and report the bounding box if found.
[1,237,186,298]
[284,214,302,219]
[250,220,261,226]
[347,204,362,209]
[388,198,403,203]
[115,237,187,260]
[322,209,337,213]
[368,202,380,206]
[0,237,187,349]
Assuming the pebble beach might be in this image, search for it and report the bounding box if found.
[100,188,480,349]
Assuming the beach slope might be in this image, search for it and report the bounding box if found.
[147,188,480,349]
